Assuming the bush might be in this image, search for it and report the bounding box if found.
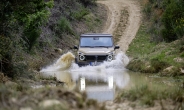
[71,8,89,20]
[0,0,53,77]
[161,0,184,41]
[121,85,156,106]
[0,35,11,60]
[0,35,14,77]
[126,59,145,72]
[23,27,41,51]
[119,83,184,107]
[143,3,152,18]
[142,0,184,42]
[57,17,74,35]
[151,58,169,72]
[78,0,96,7]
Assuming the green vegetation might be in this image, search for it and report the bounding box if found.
[141,0,184,42]
[127,0,184,76]
[117,84,183,107]
[57,17,74,35]
[71,8,89,20]
[0,0,54,77]
[78,0,97,7]
[162,0,184,41]
[0,0,106,78]
[0,1,107,108]
[127,24,184,75]
[125,0,184,107]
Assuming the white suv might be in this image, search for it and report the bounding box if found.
[74,33,119,66]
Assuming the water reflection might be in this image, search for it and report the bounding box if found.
[42,69,130,102]
[40,52,131,101]
[78,75,115,102]
[40,67,182,102]
[39,51,182,103]
[70,69,130,102]
[108,76,113,89]
[54,70,181,102]
[55,71,76,90]
[80,77,85,91]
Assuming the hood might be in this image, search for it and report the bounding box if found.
[78,47,114,55]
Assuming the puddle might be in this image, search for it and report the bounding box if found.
[70,69,130,102]
[40,52,181,102]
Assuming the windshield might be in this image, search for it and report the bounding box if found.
[80,37,113,47]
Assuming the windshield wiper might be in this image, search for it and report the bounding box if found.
[81,46,94,48]
[94,46,109,48]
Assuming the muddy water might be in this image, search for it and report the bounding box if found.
[40,52,180,102]
[69,68,130,102]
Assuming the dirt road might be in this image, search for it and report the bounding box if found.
[98,0,141,52]
[96,0,142,109]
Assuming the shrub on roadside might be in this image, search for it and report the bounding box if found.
[71,8,89,20]
[161,0,184,42]
[0,0,53,77]
[143,2,152,19]
[142,0,184,42]
[120,85,156,106]
[0,35,11,60]
[118,84,184,107]
[150,58,169,73]
[57,17,74,35]
[23,28,41,51]
[126,59,145,72]
[127,59,156,73]
[161,66,181,76]
[78,0,97,7]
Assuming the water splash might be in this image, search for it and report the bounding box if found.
[69,51,129,72]
[70,51,130,89]
[41,51,129,72]
[40,52,75,77]
[40,51,130,89]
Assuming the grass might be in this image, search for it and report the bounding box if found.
[57,17,74,35]
[116,83,184,107]
[127,23,184,76]
[71,7,89,20]
[127,24,156,58]
[125,22,184,107]
[84,13,102,32]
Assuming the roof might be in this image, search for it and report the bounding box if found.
[80,33,112,37]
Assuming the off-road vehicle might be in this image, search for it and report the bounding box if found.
[74,33,119,66]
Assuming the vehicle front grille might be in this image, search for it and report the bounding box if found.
[85,55,107,61]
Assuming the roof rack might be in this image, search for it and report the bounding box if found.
[81,33,112,37]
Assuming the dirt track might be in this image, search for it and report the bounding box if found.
[98,0,141,52]
[97,0,142,109]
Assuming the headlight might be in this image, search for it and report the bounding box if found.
[108,51,115,55]
[79,55,85,61]
[107,55,113,61]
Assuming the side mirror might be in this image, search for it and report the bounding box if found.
[74,45,78,49]
[114,45,119,50]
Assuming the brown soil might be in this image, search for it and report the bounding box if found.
[98,0,142,52]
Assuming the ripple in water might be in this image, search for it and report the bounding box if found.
[40,51,130,89]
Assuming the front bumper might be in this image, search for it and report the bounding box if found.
[76,55,114,66]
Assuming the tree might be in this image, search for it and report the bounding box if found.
[0,0,53,77]
[162,0,184,41]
